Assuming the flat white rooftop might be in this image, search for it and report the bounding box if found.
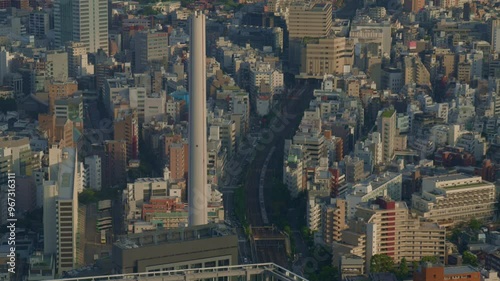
[52,263,308,281]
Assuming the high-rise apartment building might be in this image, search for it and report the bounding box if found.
[169,142,189,181]
[491,19,500,54]
[288,2,333,39]
[104,140,127,188]
[377,109,396,163]
[45,50,69,82]
[55,0,108,53]
[73,0,109,54]
[0,136,33,176]
[114,110,139,161]
[0,47,13,86]
[43,147,83,275]
[54,0,73,48]
[29,11,50,38]
[133,30,169,73]
[404,55,431,85]
[67,41,94,78]
[84,155,102,190]
[345,156,365,183]
[322,198,348,244]
[334,197,446,273]
[411,174,496,227]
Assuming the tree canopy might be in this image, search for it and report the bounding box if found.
[420,256,439,263]
[468,218,481,231]
[370,254,395,273]
[396,258,409,280]
[463,251,478,267]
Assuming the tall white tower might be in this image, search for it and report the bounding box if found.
[188,10,208,226]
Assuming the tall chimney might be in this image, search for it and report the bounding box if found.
[188,10,208,226]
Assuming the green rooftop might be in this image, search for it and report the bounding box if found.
[381,109,395,118]
[288,155,298,163]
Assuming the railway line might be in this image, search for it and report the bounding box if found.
[244,82,315,267]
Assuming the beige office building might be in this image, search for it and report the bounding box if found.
[412,174,496,227]
[300,37,354,78]
[403,55,431,86]
[134,30,169,73]
[288,2,333,39]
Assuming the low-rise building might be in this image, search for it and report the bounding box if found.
[112,224,238,274]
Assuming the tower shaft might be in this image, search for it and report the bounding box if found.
[188,11,208,226]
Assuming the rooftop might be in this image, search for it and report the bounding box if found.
[444,265,478,275]
[115,224,235,250]
[53,263,308,281]
[381,109,395,118]
[58,148,77,200]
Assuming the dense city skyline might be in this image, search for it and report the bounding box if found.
[0,0,500,280]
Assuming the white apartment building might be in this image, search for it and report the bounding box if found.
[0,136,32,176]
[208,117,236,156]
[125,173,170,219]
[228,90,250,135]
[45,50,69,82]
[467,50,484,79]
[84,155,102,190]
[456,132,487,160]
[426,102,449,123]
[492,19,500,54]
[283,141,306,197]
[249,62,284,94]
[144,93,167,123]
[67,41,94,79]
[430,125,450,147]
[345,172,402,220]
[412,174,496,227]
[43,147,82,275]
[166,99,183,123]
[256,95,271,116]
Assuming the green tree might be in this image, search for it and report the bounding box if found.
[283,225,292,235]
[317,266,337,280]
[420,256,438,263]
[468,218,481,231]
[449,228,461,243]
[370,254,395,273]
[79,188,97,204]
[463,251,478,266]
[142,6,159,15]
[412,261,419,271]
[301,226,310,237]
[396,257,409,280]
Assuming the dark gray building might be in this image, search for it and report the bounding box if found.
[112,224,238,274]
